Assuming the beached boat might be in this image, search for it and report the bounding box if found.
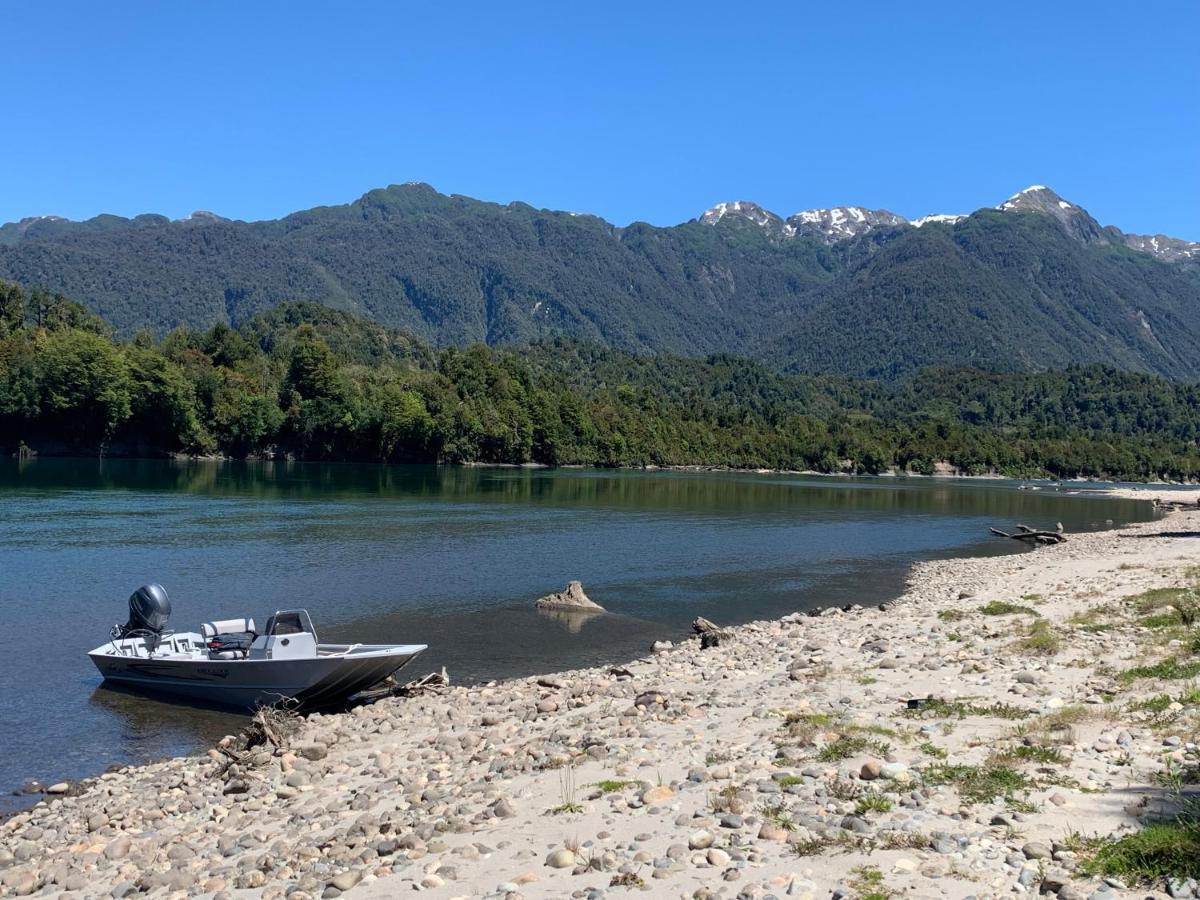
[88,584,426,709]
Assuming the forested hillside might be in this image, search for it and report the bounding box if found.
[2,184,1198,379]
[2,286,1198,480]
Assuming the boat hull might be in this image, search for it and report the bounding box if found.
[88,644,426,710]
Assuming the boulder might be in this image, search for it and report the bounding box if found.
[535,581,604,612]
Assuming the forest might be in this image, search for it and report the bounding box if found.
[1,281,1198,481]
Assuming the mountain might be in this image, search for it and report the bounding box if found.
[1,183,1198,379]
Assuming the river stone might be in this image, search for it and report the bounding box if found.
[330,871,361,892]
[707,848,731,867]
[688,830,715,850]
[299,743,328,761]
[641,785,674,804]
[104,836,132,859]
[546,849,576,868]
[758,823,788,841]
[1022,841,1053,860]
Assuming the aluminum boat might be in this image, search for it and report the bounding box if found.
[88,584,427,710]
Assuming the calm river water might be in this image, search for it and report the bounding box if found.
[0,459,1153,810]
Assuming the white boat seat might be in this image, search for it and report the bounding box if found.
[201,618,257,638]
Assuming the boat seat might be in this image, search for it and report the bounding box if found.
[201,618,256,638]
[202,618,257,660]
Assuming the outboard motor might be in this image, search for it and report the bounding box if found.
[113,583,172,651]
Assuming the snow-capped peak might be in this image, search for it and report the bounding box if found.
[786,207,907,244]
[911,213,966,228]
[700,201,795,237]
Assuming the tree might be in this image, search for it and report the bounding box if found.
[34,329,132,444]
[0,281,25,335]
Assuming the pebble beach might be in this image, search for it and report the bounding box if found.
[3,489,1199,900]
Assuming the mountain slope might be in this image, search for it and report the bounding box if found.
[1,183,1198,379]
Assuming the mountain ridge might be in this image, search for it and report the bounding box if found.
[1,182,1198,380]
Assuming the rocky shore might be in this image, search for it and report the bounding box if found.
[3,493,1199,900]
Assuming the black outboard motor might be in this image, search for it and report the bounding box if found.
[114,583,172,651]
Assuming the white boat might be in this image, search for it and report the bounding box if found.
[88,585,427,710]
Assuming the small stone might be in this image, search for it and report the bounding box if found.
[706,848,730,867]
[104,836,132,860]
[45,782,69,794]
[641,785,675,805]
[688,830,715,850]
[758,823,787,842]
[1022,841,1052,860]
[546,849,576,868]
[860,760,882,780]
[330,871,361,892]
[492,797,516,818]
[299,743,328,761]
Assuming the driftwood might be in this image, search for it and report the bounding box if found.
[211,704,301,778]
[355,668,450,704]
[990,524,1066,546]
[692,616,733,649]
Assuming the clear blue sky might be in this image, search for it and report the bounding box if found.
[5,1,1198,238]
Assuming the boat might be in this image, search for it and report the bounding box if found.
[88,584,427,710]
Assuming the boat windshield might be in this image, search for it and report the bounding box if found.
[265,609,317,642]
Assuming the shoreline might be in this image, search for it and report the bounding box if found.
[3,494,1200,898]
[8,452,1200,487]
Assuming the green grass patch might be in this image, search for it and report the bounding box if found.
[1014,619,1062,655]
[816,734,890,762]
[785,711,837,727]
[1119,658,1200,683]
[997,744,1070,766]
[921,763,1032,804]
[1127,587,1193,614]
[903,698,1032,720]
[758,798,795,829]
[848,865,895,900]
[980,600,1040,617]
[918,741,948,759]
[938,609,967,622]
[855,794,894,815]
[1079,819,1200,881]
[1128,688,1200,715]
[593,779,638,794]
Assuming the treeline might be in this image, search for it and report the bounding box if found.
[1,283,1198,480]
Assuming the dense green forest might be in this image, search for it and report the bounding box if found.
[3,183,1200,379]
[1,283,1198,480]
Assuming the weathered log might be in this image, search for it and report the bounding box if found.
[990,525,1066,546]
[693,616,733,648]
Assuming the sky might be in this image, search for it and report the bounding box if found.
[4,1,1198,239]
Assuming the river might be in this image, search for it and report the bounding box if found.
[0,458,1153,810]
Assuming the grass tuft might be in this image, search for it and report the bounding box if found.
[980,600,1040,617]
[1014,619,1062,655]
[1119,658,1200,683]
[921,763,1031,804]
[1079,819,1200,881]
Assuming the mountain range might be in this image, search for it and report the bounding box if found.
[1,183,1198,379]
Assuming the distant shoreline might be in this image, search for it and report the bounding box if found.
[6,451,1200,488]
